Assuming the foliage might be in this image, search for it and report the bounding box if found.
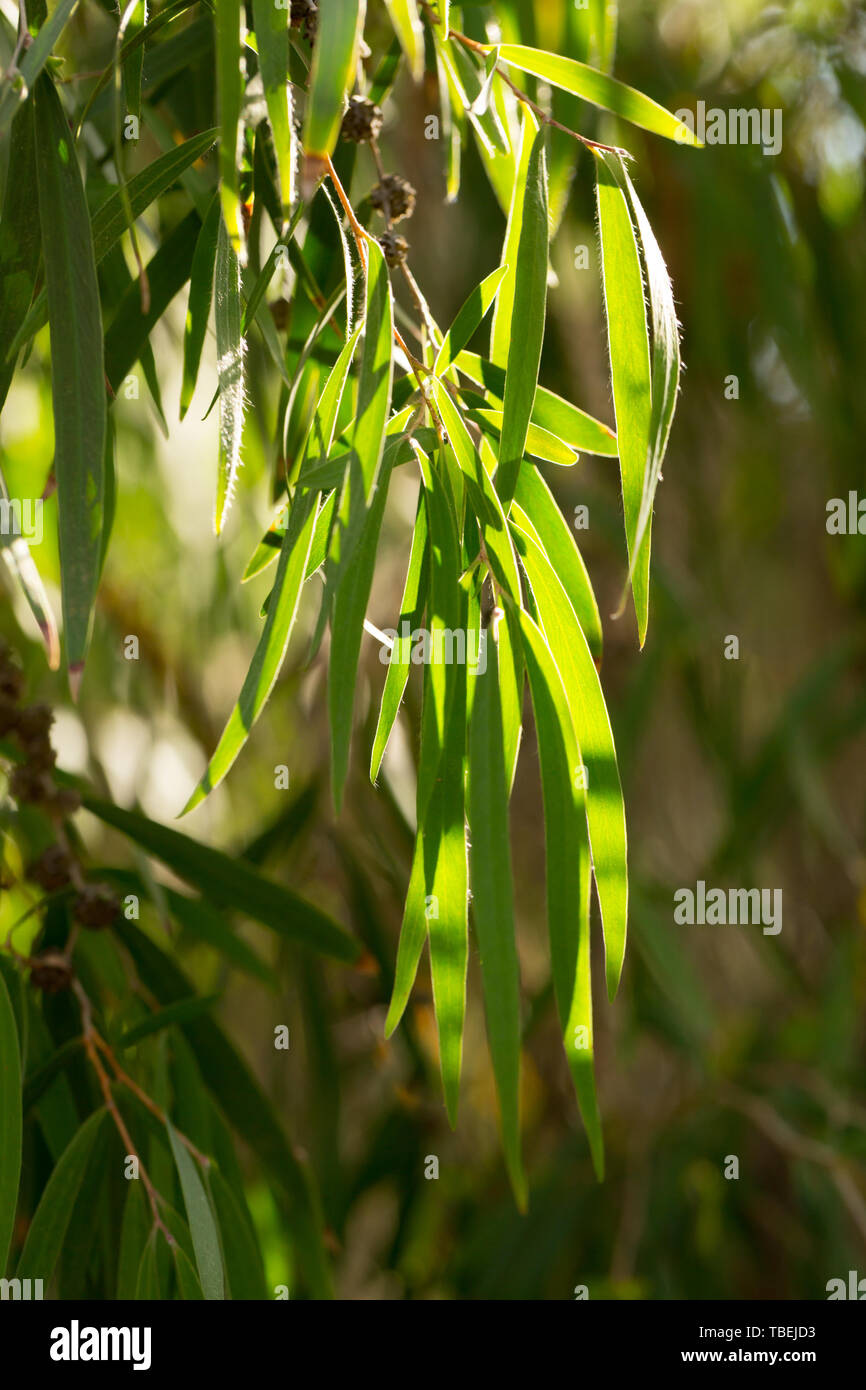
[1,0,865,1302]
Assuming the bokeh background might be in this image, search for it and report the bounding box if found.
[2,0,866,1298]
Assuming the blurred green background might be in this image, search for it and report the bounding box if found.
[2,0,866,1299]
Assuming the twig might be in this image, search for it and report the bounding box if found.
[93,1032,211,1169]
[73,980,174,1245]
[447,28,633,159]
[324,154,370,269]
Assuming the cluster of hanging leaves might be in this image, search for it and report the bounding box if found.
[0,0,698,1292]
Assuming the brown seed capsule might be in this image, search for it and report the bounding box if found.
[0,698,19,737]
[378,230,409,267]
[0,660,24,703]
[9,763,53,805]
[47,786,82,820]
[269,298,291,331]
[30,949,74,994]
[72,883,120,930]
[15,703,54,743]
[27,843,73,892]
[340,95,384,145]
[290,0,317,42]
[371,174,417,224]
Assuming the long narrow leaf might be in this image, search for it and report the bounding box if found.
[0,970,21,1275]
[370,488,428,781]
[513,463,602,662]
[492,44,699,146]
[214,216,245,532]
[167,1119,224,1300]
[0,0,80,131]
[252,0,295,219]
[468,636,526,1207]
[117,923,333,1297]
[85,796,359,963]
[10,130,218,362]
[511,524,628,999]
[34,75,105,692]
[183,325,362,812]
[215,0,246,258]
[516,608,603,1176]
[16,1108,108,1281]
[180,194,221,419]
[0,99,41,410]
[498,125,549,509]
[328,239,394,810]
[595,150,653,645]
[490,108,539,368]
[303,0,365,171]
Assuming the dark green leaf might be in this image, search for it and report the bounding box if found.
[34,75,106,688]
[85,796,359,963]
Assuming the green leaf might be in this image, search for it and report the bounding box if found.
[117,1182,149,1298]
[370,488,428,782]
[445,39,510,157]
[172,1243,205,1298]
[489,108,539,369]
[183,324,362,813]
[303,0,365,166]
[497,125,549,509]
[0,99,41,411]
[22,1037,84,1116]
[510,524,628,1001]
[207,1167,269,1299]
[17,1108,108,1282]
[328,239,395,810]
[0,968,22,1275]
[0,0,80,132]
[215,0,246,257]
[513,463,602,662]
[119,995,221,1050]
[469,47,500,117]
[134,1232,161,1298]
[431,381,525,785]
[469,409,576,466]
[455,350,617,457]
[383,0,424,83]
[434,264,508,375]
[104,209,200,393]
[395,447,469,1125]
[214,215,245,532]
[603,151,682,607]
[84,796,359,963]
[425,661,469,1129]
[117,922,333,1298]
[328,453,395,812]
[595,150,653,645]
[492,44,700,146]
[123,0,147,122]
[168,891,273,985]
[516,608,603,1177]
[167,1119,225,1300]
[468,636,526,1208]
[10,130,218,361]
[252,0,295,219]
[34,75,106,690]
[180,194,221,419]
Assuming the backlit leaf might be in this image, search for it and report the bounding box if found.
[34,75,106,690]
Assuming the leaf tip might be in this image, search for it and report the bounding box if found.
[68,662,84,703]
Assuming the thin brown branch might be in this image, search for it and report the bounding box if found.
[73,981,174,1245]
[93,1031,211,1169]
[447,28,633,158]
